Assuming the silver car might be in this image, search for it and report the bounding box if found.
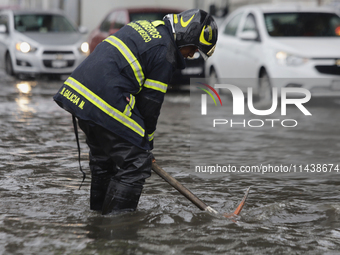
[0,9,89,78]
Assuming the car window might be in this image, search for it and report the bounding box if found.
[99,11,117,32]
[129,12,170,21]
[14,14,77,33]
[113,11,127,29]
[223,12,243,36]
[242,13,257,32]
[0,15,8,27]
[0,14,8,29]
[264,12,340,37]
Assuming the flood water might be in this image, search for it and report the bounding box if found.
[1,73,340,254]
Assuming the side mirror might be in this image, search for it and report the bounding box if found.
[239,30,258,41]
[78,26,88,34]
[0,24,7,33]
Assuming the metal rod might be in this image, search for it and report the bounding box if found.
[152,162,217,213]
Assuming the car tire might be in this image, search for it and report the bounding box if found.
[258,70,272,102]
[5,53,14,76]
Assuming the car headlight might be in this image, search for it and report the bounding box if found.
[276,51,308,66]
[79,42,89,55]
[15,42,36,53]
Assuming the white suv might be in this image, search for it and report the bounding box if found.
[205,4,340,99]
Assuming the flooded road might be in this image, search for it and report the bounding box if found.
[0,73,340,254]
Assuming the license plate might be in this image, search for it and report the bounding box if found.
[52,60,67,68]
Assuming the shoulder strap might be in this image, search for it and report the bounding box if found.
[72,115,86,189]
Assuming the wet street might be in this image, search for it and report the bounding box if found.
[1,71,340,254]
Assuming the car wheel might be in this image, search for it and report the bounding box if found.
[258,70,272,102]
[5,53,14,76]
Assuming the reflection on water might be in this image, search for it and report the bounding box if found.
[14,81,37,121]
[15,96,35,117]
[0,79,340,254]
[17,82,33,94]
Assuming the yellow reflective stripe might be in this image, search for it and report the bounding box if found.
[104,36,145,87]
[65,77,144,137]
[151,20,165,27]
[130,94,136,109]
[144,79,168,93]
[123,94,135,117]
[123,101,130,116]
[148,132,155,141]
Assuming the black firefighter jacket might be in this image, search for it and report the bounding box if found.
[53,19,186,150]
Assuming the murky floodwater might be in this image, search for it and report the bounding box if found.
[1,73,340,254]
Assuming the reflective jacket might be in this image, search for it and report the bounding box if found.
[53,19,185,150]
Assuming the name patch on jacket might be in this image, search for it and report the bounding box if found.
[127,21,162,43]
[60,87,85,109]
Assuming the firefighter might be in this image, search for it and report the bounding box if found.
[53,9,218,215]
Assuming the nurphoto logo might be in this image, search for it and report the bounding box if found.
[196,82,222,115]
[198,83,312,128]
